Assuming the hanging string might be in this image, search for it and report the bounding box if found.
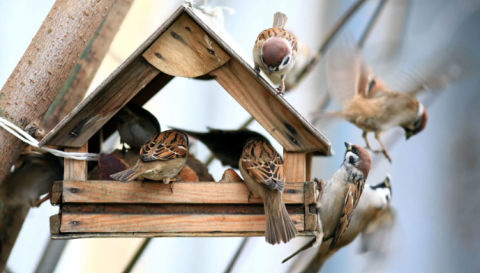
[0,117,98,161]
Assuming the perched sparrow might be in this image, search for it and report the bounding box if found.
[284,175,393,269]
[0,153,63,207]
[117,102,161,151]
[322,41,428,162]
[172,127,265,169]
[239,138,298,244]
[110,130,189,189]
[253,12,297,94]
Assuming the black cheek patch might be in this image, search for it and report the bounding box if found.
[349,156,356,165]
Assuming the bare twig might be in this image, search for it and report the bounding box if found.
[122,238,152,273]
[34,240,68,273]
[223,238,250,273]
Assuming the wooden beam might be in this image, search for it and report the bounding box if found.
[142,13,230,78]
[64,143,88,181]
[62,181,304,204]
[283,150,306,182]
[50,181,63,205]
[306,152,313,181]
[60,214,305,233]
[304,181,317,231]
[51,231,316,239]
[211,59,329,153]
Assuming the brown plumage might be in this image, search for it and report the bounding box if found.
[110,130,189,184]
[323,40,428,162]
[253,12,297,94]
[239,138,297,244]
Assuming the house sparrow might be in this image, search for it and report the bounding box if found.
[171,127,265,169]
[253,12,297,94]
[283,175,393,269]
[0,153,63,207]
[110,130,189,190]
[239,138,298,244]
[323,41,428,162]
[117,102,161,151]
[282,142,371,260]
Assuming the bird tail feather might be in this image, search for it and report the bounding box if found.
[110,165,143,183]
[264,193,298,245]
[273,12,288,29]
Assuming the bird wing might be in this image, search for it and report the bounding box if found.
[255,28,297,53]
[240,144,285,191]
[140,131,188,162]
[329,180,365,250]
[360,207,396,254]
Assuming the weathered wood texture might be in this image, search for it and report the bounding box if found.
[42,0,135,131]
[52,231,316,239]
[60,214,304,233]
[306,152,313,181]
[143,13,230,77]
[0,0,115,184]
[51,181,63,205]
[284,150,306,182]
[62,181,304,204]
[64,143,89,181]
[304,181,318,231]
[211,59,328,153]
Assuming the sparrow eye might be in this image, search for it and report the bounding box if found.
[351,147,357,154]
[283,56,290,66]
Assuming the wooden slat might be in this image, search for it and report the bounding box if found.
[283,150,306,182]
[306,152,313,181]
[62,181,304,204]
[50,181,63,205]
[60,214,304,233]
[64,143,89,181]
[211,59,328,153]
[143,13,230,78]
[51,231,316,239]
[50,215,61,235]
[304,181,317,231]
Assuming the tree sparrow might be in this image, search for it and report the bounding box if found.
[110,130,189,189]
[0,153,63,207]
[323,41,428,162]
[117,102,161,151]
[253,12,297,95]
[239,138,298,244]
[283,175,393,269]
[172,127,265,169]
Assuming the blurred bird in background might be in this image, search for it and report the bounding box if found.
[284,175,394,273]
[239,137,297,245]
[172,127,265,169]
[0,153,63,207]
[253,12,297,94]
[110,130,189,190]
[117,102,161,151]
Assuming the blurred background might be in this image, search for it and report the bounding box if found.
[1,0,480,272]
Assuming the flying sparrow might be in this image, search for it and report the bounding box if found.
[253,12,297,95]
[171,127,265,169]
[117,102,161,151]
[110,130,189,190]
[239,137,298,245]
[283,174,393,269]
[321,41,428,162]
[0,153,63,207]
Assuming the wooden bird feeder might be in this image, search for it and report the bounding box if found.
[41,4,332,240]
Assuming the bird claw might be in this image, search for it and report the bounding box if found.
[170,182,174,193]
[247,190,252,202]
[276,88,285,96]
[254,65,260,76]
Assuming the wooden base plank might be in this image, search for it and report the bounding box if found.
[51,231,316,239]
[60,214,304,233]
[62,181,304,204]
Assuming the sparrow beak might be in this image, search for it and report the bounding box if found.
[268,66,274,76]
[384,174,391,187]
[405,132,413,140]
[344,142,352,151]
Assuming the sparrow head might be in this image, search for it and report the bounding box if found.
[343,142,372,178]
[262,37,293,75]
[370,174,393,205]
[404,103,428,140]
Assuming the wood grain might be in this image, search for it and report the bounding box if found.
[211,59,328,153]
[304,181,318,231]
[50,215,61,235]
[62,181,304,204]
[50,181,63,205]
[283,150,306,182]
[306,152,313,181]
[143,13,230,78]
[64,143,88,181]
[51,231,316,239]
[60,214,304,233]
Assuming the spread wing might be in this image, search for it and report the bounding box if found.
[240,147,284,191]
[140,131,188,162]
[329,180,365,250]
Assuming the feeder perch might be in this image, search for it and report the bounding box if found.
[41,4,332,239]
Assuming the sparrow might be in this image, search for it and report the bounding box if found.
[283,175,393,270]
[117,102,161,151]
[282,142,371,261]
[0,153,63,207]
[253,12,297,94]
[171,127,265,169]
[110,130,189,190]
[239,137,298,245]
[321,40,428,162]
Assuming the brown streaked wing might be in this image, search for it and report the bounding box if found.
[140,131,188,162]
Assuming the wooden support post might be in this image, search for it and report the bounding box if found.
[306,152,313,182]
[64,142,88,181]
[304,181,317,231]
[283,150,306,182]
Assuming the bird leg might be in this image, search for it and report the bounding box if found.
[31,192,52,207]
[254,63,260,76]
[277,75,286,95]
[362,131,374,151]
[374,132,392,163]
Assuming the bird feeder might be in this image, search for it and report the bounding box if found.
[41,4,332,239]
